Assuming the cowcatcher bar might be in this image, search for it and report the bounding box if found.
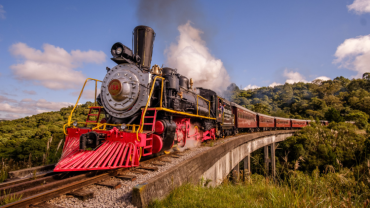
[54,127,146,172]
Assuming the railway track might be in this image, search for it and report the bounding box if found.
[0,150,188,208]
[0,131,259,208]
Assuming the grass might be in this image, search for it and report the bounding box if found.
[0,190,22,206]
[149,172,370,208]
[0,157,34,183]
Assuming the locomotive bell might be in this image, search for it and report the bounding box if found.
[151,64,162,75]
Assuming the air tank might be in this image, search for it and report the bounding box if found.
[162,67,179,91]
[179,76,189,89]
[133,26,155,69]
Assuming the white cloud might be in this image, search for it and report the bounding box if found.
[9,43,106,90]
[284,69,308,84]
[165,21,230,93]
[4,114,20,119]
[314,76,331,81]
[269,82,282,87]
[0,5,5,19]
[71,89,99,100]
[333,34,370,78]
[23,90,37,95]
[0,95,17,103]
[0,95,73,117]
[0,114,21,120]
[265,69,331,87]
[348,0,370,14]
[243,85,259,90]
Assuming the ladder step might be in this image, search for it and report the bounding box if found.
[144,123,154,125]
[88,114,99,116]
[89,106,102,109]
[144,146,152,149]
[144,116,155,118]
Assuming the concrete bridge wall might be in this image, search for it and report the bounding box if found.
[132,130,296,208]
[202,133,292,186]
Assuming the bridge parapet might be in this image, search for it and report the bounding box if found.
[132,130,296,208]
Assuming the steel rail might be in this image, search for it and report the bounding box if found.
[0,170,116,208]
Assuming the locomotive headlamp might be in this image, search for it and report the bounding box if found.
[111,42,132,59]
[121,124,126,130]
[73,121,78,127]
[111,42,124,58]
[116,47,123,55]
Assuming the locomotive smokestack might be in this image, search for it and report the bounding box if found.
[133,26,155,69]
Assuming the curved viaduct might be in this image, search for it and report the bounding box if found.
[132,130,296,207]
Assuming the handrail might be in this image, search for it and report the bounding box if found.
[139,76,165,133]
[196,95,211,117]
[67,78,102,127]
[150,107,216,120]
[160,77,164,108]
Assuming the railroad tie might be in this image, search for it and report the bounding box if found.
[151,162,166,166]
[131,169,149,175]
[137,166,158,171]
[96,180,122,189]
[116,174,137,181]
[68,189,94,201]
[158,158,172,163]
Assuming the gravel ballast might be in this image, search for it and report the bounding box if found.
[48,145,218,207]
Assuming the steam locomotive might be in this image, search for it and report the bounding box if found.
[54,26,326,172]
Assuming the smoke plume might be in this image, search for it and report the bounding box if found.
[136,0,201,34]
[136,0,230,92]
[165,22,231,92]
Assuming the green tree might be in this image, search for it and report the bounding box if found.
[324,107,344,123]
[280,84,293,105]
[346,110,369,129]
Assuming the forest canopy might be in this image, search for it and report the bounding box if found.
[226,74,370,129]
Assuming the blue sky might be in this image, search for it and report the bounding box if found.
[0,0,370,119]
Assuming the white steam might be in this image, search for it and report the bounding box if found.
[165,21,230,92]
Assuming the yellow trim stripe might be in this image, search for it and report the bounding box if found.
[146,107,216,120]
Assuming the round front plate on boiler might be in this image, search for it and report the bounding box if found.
[101,64,150,118]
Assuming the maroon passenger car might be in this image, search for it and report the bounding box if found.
[275,117,291,129]
[257,113,275,129]
[232,103,257,129]
[291,119,307,128]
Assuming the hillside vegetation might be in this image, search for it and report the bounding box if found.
[0,102,94,170]
[227,74,370,129]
